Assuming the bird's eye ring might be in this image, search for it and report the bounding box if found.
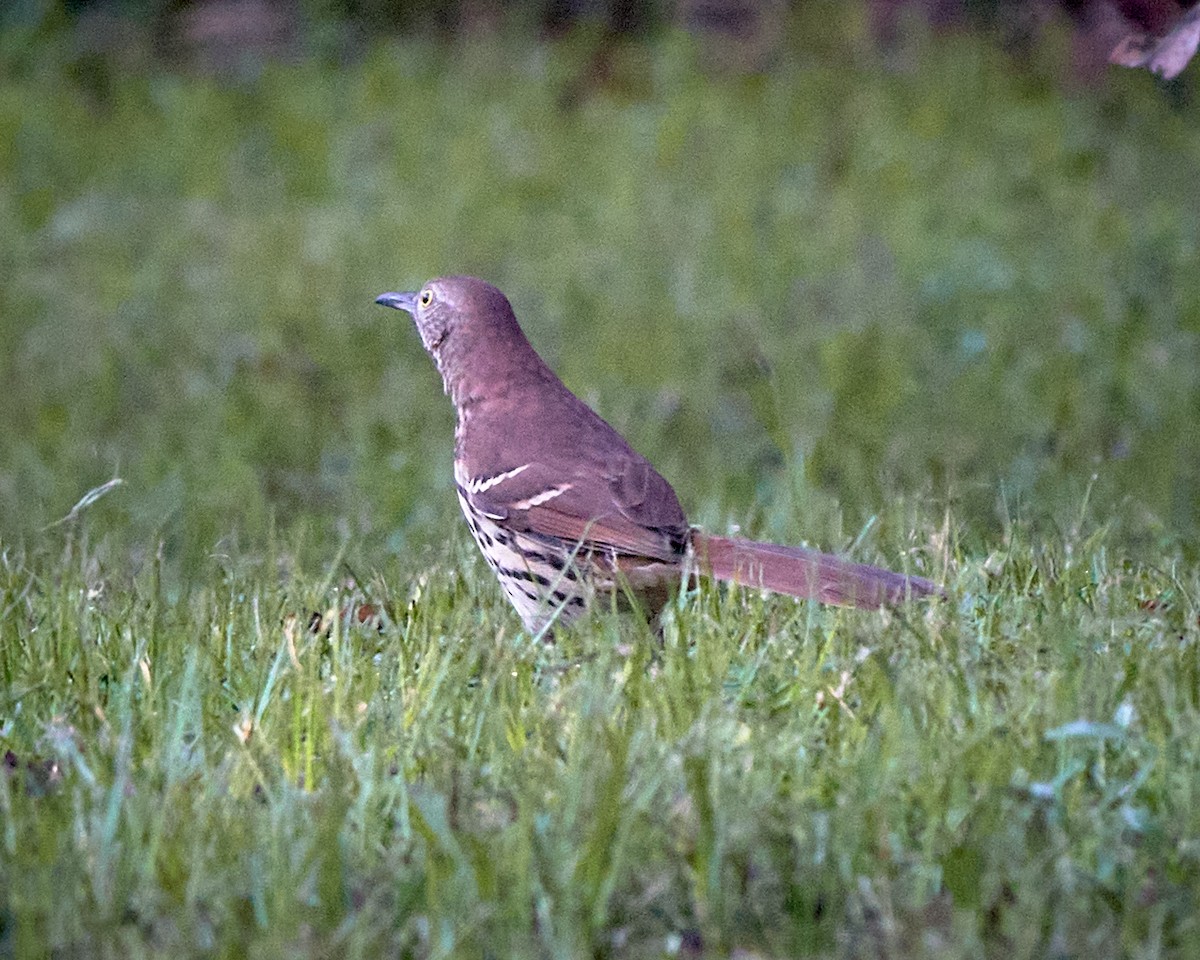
[419,289,433,307]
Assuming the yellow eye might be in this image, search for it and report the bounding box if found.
[419,289,433,307]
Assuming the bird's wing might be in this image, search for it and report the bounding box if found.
[458,455,689,561]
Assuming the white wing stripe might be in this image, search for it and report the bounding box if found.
[466,463,531,494]
[511,484,573,510]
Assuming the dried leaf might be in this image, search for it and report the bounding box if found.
[1111,5,1200,80]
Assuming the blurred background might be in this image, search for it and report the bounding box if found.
[1,0,1198,575]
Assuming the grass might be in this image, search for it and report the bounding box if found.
[4,518,1199,957]
[3,3,1200,955]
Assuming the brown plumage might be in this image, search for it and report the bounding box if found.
[376,276,942,632]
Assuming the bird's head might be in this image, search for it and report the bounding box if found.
[375,275,538,399]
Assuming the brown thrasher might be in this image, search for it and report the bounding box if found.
[376,276,942,632]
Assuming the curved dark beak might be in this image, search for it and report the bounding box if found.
[375,291,419,315]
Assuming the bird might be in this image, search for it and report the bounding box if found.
[376,276,943,633]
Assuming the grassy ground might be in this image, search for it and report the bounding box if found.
[3,5,1200,956]
[4,524,1198,958]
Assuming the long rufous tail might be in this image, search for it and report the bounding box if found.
[692,532,944,609]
